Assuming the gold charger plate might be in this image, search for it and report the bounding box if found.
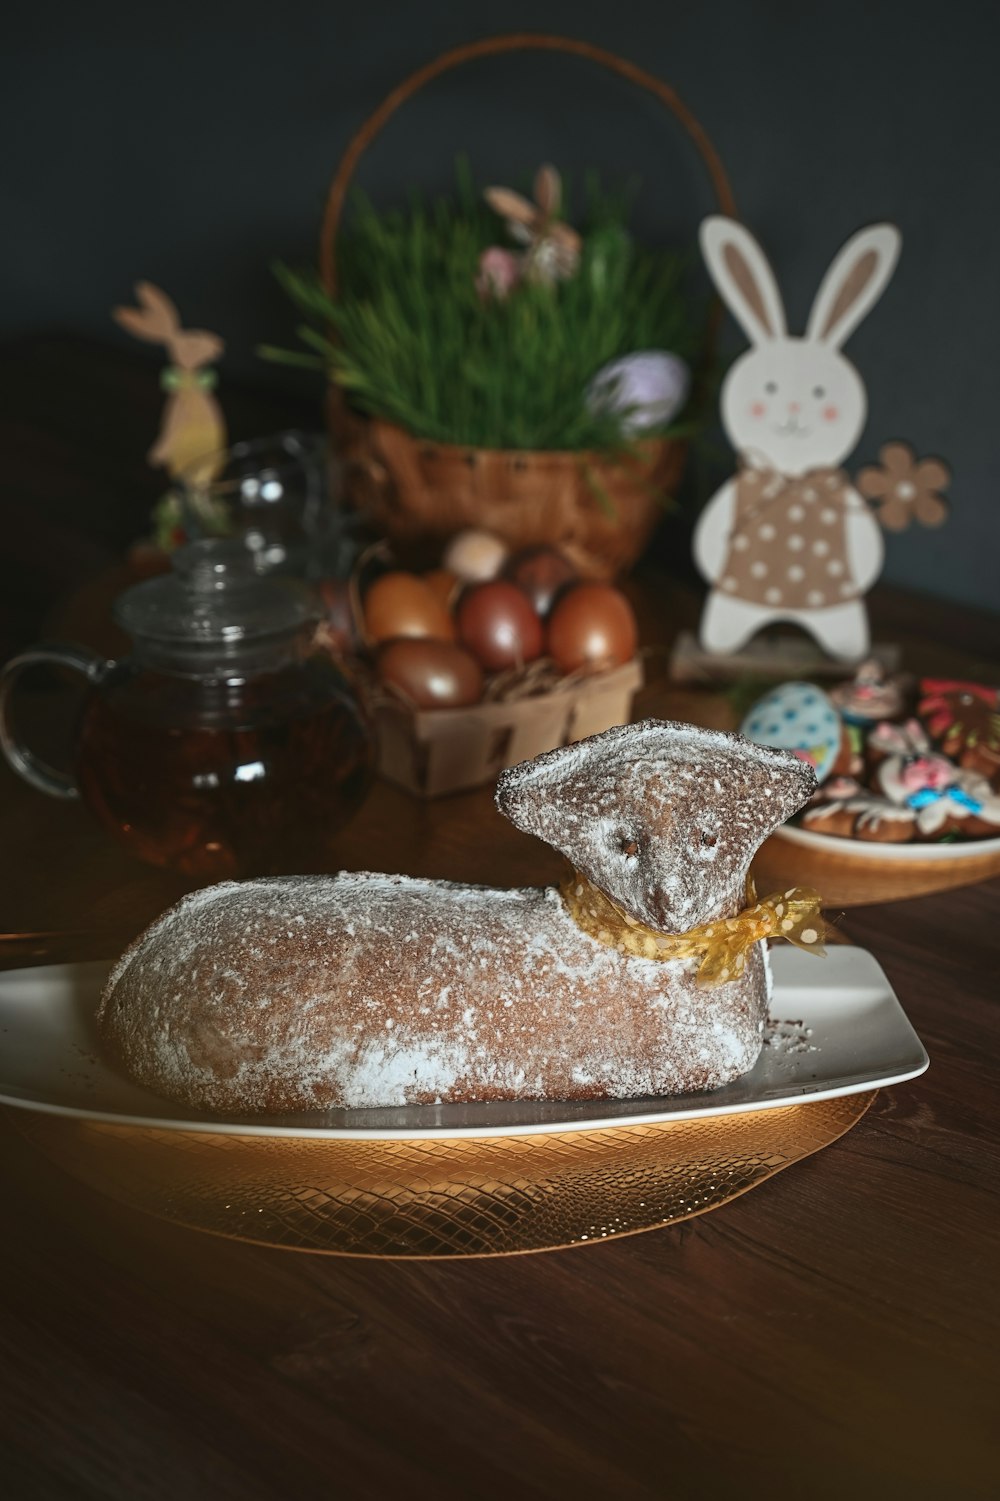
[9,1093,875,1258]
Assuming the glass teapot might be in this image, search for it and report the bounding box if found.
[0,541,374,878]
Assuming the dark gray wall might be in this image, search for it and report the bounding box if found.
[5,0,999,613]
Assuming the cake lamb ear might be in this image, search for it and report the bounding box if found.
[495,720,817,934]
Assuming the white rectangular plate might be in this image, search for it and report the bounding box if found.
[0,948,927,1140]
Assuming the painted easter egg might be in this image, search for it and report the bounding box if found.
[546,584,638,675]
[376,638,484,710]
[503,545,577,618]
[364,572,455,644]
[740,682,842,783]
[585,351,691,436]
[456,581,544,672]
[442,528,510,584]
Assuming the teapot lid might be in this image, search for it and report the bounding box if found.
[115,540,317,652]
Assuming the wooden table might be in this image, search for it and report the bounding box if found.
[1,562,998,1501]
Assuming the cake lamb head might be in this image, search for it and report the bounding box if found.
[495,720,817,933]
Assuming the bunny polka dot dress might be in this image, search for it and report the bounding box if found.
[720,465,859,611]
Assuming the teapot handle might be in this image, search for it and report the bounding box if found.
[0,644,111,800]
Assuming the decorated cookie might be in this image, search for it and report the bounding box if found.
[829,658,908,725]
[740,682,842,782]
[866,719,1000,839]
[802,789,916,843]
[903,772,1000,840]
[864,717,948,786]
[879,763,1000,839]
[918,679,1000,788]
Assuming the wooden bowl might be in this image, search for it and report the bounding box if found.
[753,827,1000,907]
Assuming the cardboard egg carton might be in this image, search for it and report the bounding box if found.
[375,657,643,797]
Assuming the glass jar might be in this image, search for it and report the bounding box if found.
[179,430,357,580]
[0,540,374,878]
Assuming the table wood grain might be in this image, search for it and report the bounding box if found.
[1,345,998,1500]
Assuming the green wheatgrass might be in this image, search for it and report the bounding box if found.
[262,169,704,454]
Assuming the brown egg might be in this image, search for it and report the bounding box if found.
[376,638,484,710]
[503,545,577,618]
[364,571,455,644]
[456,581,545,672]
[442,528,510,583]
[423,568,462,612]
[547,584,638,674]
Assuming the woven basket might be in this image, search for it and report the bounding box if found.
[320,33,736,579]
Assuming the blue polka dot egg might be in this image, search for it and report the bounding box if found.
[739,682,842,782]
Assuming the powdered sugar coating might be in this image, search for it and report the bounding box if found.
[99,720,811,1116]
[496,720,817,931]
[99,873,771,1114]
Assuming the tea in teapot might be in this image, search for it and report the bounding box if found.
[0,542,374,878]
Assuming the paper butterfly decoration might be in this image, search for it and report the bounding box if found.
[693,217,907,661]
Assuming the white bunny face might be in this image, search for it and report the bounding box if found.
[701,217,901,477]
[722,339,866,474]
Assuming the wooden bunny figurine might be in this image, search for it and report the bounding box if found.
[693,218,901,660]
[113,282,227,485]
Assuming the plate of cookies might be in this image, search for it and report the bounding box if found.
[741,666,1000,864]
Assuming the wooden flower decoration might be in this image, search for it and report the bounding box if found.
[484,165,581,285]
[856,442,950,531]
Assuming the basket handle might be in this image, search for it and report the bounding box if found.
[320,32,736,297]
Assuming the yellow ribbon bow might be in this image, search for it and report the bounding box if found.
[560,870,826,987]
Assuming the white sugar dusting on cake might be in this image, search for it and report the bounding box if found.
[764,1018,819,1055]
[98,720,817,1115]
[496,720,816,932]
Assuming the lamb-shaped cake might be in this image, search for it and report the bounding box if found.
[98,721,818,1114]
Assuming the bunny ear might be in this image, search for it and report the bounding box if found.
[549,222,582,253]
[112,281,181,346]
[902,717,931,754]
[869,721,912,755]
[484,187,537,227]
[112,305,164,344]
[699,217,787,345]
[806,224,901,347]
[533,164,561,218]
[135,281,180,329]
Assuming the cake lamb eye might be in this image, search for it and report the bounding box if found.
[813,385,826,399]
[621,838,640,859]
[700,830,718,848]
[765,381,778,394]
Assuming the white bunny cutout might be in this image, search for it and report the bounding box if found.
[693,217,901,659]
